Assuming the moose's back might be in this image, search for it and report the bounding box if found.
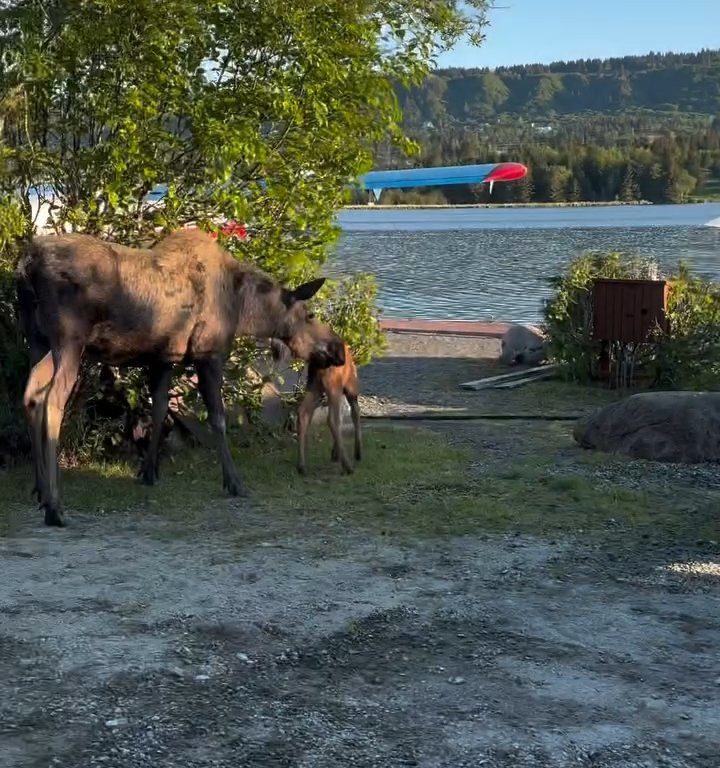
[17,230,244,365]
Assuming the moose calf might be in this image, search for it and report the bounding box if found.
[296,339,362,475]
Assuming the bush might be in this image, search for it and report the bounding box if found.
[543,252,660,382]
[653,264,720,389]
[314,274,387,366]
[0,198,30,462]
[543,251,720,390]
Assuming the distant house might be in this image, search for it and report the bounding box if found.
[531,123,554,134]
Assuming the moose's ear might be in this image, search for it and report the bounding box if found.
[290,277,326,302]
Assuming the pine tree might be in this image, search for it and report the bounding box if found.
[513,174,534,202]
[620,165,641,201]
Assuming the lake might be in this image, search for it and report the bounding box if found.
[329,203,720,324]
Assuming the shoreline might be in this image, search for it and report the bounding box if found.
[343,200,655,210]
[380,318,512,338]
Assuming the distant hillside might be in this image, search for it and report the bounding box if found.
[397,50,720,125]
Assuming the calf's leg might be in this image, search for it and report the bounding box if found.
[327,391,352,474]
[347,392,362,462]
[139,364,174,485]
[195,358,247,497]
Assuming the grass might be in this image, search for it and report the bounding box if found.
[476,379,625,415]
[2,421,719,548]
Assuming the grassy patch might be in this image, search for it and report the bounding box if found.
[2,423,718,547]
[483,461,720,545]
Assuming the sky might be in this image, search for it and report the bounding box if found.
[436,0,720,69]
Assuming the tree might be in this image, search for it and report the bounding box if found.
[513,173,534,203]
[0,0,491,454]
[620,164,641,201]
[0,0,490,276]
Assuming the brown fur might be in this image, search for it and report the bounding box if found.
[296,340,361,476]
[16,228,340,526]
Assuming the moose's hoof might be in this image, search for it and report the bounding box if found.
[330,448,339,463]
[224,477,249,498]
[138,465,159,486]
[137,464,160,485]
[43,505,66,527]
[341,463,354,476]
[297,465,307,476]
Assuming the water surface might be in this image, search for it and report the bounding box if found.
[330,204,720,324]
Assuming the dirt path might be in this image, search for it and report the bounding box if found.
[2,508,719,768]
[2,332,719,767]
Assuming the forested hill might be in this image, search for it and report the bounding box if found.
[398,50,720,124]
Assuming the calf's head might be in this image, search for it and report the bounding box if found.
[264,277,343,363]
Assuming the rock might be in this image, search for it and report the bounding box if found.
[499,324,547,366]
[447,676,466,685]
[104,717,128,728]
[249,350,304,428]
[574,392,720,463]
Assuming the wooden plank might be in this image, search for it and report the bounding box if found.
[492,370,557,389]
[459,364,558,391]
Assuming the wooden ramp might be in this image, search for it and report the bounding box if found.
[460,364,559,391]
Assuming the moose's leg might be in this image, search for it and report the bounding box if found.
[327,399,339,462]
[195,358,247,497]
[42,345,82,527]
[347,393,362,462]
[296,388,321,475]
[327,391,352,474]
[139,364,174,486]
[23,352,55,503]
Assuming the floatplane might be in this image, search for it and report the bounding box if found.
[25,162,529,239]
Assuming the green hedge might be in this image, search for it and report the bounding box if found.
[543,251,720,389]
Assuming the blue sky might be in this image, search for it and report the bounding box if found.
[437,0,720,69]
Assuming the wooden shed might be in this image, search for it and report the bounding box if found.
[592,278,669,343]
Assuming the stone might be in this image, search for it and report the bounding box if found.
[574,391,720,464]
[104,717,128,728]
[249,347,304,428]
[499,324,547,366]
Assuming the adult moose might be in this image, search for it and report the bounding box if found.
[16,228,344,527]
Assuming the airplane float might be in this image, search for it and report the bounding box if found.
[357,161,528,203]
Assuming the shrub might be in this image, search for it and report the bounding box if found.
[543,251,720,390]
[653,264,720,389]
[314,273,387,366]
[542,251,660,382]
[0,198,30,461]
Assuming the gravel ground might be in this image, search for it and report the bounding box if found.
[2,331,720,768]
[358,332,502,416]
[2,513,720,768]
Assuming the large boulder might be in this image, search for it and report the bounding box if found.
[574,392,720,464]
[499,323,547,366]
